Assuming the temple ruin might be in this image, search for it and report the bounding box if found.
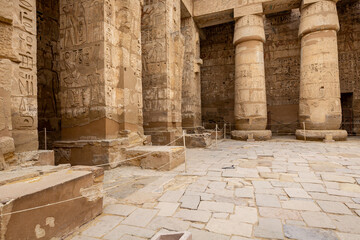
[1,0,360,239]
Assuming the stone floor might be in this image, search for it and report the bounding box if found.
[67,136,360,240]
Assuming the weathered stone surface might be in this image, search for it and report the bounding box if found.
[122,208,158,228]
[301,212,336,229]
[206,218,253,237]
[231,130,272,141]
[296,130,348,141]
[174,209,211,223]
[126,146,185,171]
[284,224,339,240]
[0,167,103,240]
[254,218,284,239]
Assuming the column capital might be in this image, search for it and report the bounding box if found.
[299,0,340,37]
[234,14,265,45]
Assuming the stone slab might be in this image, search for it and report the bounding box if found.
[126,146,185,171]
[0,167,103,240]
[231,130,272,141]
[295,130,348,141]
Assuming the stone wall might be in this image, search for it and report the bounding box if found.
[264,10,301,134]
[37,0,61,149]
[200,2,360,134]
[338,0,360,133]
[200,22,235,128]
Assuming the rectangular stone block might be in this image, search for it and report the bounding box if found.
[0,166,103,240]
[234,3,263,19]
[125,146,185,171]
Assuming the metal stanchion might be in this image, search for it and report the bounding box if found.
[183,130,187,173]
[44,128,47,150]
[303,122,306,142]
[224,123,226,139]
[215,124,218,148]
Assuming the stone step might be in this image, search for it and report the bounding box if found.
[125,146,185,171]
[0,166,103,240]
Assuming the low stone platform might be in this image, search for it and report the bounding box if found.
[125,146,185,171]
[0,165,103,240]
[176,133,213,148]
[231,130,272,141]
[295,129,348,141]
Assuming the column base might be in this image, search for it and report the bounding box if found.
[144,130,177,146]
[295,130,348,141]
[231,130,272,141]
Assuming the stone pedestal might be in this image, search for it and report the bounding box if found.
[232,14,270,141]
[232,130,272,141]
[296,0,347,141]
[295,130,347,141]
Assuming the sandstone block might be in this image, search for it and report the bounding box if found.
[125,146,185,171]
[296,130,347,141]
[232,130,272,141]
[0,167,103,240]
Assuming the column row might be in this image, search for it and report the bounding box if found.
[231,0,348,141]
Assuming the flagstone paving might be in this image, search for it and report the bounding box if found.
[67,137,360,240]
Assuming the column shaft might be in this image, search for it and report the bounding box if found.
[296,0,347,140]
[232,14,271,140]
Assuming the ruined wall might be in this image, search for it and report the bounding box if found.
[264,10,301,134]
[59,0,143,141]
[11,0,38,152]
[142,0,184,144]
[37,0,61,149]
[200,23,235,128]
[181,17,202,128]
[337,0,360,133]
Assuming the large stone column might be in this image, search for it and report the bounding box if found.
[181,17,202,129]
[55,0,145,166]
[295,0,347,141]
[142,0,185,145]
[231,13,271,141]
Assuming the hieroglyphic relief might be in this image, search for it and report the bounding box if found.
[11,0,38,151]
[59,0,105,129]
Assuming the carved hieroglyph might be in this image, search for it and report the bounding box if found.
[181,17,202,128]
[59,0,143,140]
[11,0,39,152]
[298,0,342,130]
[234,14,267,130]
[142,0,185,142]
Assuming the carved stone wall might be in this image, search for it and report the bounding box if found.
[200,22,235,128]
[37,0,61,149]
[59,0,143,141]
[264,10,301,134]
[11,0,39,152]
[337,0,360,133]
[181,17,202,128]
[142,0,184,145]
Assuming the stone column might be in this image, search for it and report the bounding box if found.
[142,0,185,145]
[55,0,145,166]
[181,17,202,129]
[0,0,18,169]
[231,13,271,141]
[295,0,347,141]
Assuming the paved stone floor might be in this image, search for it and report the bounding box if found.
[67,137,360,240]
